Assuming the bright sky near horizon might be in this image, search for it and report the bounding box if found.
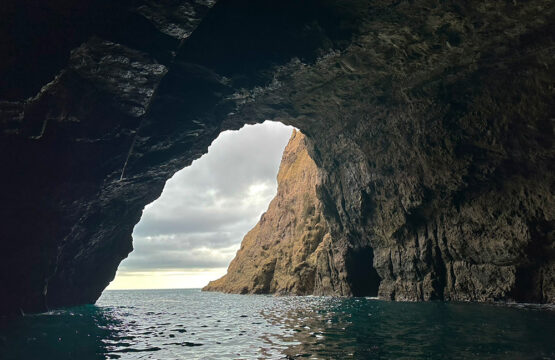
[107,121,294,290]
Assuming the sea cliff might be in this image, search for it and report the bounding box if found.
[204,131,381,295]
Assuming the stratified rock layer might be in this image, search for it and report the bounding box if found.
[205,131,381,295]
[0,0,553,314]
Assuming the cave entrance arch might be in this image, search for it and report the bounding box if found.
[106,121,295,291]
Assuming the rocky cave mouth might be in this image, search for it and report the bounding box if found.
[346,247,382,298]
[1,0,553,315]
[108,121,384,296]
[108,121,297,291]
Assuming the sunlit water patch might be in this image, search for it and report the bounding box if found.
[1,289,554,359]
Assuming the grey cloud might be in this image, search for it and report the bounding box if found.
[133,207,258,237]
[131,232,242,251]
[118,121,294,273]
[120,233,242,270]
[119,246,237,270]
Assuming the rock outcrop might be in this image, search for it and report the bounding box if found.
[0,0,553,314]
[204,131,381,295]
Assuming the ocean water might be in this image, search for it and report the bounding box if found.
[1,289,554,360]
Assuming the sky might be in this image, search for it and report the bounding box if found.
[107,121,294,290]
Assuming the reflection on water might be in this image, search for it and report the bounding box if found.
[0,289,554,360]
[267,298,555,360]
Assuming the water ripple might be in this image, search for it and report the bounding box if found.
[1,289,554,360]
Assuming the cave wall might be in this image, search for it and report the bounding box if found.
[0,0,225,314]
[0,0,553,314]
[265,1,555,302]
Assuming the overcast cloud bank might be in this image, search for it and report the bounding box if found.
[108,121,294,289]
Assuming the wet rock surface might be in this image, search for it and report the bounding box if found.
[0,0,553,314]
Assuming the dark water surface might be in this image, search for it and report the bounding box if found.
[1,289,554,359]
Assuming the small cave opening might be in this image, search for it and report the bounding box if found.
[509,220,552,303]
[105,121,295,291]
[346,246,382,297]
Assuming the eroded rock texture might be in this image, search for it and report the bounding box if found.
[216,0,555,302]
[0,0,553,314]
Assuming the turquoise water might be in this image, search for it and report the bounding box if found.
[0,289,554,359]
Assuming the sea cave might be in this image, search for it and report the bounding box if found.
[0,0,554,358]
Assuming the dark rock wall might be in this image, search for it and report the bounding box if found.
[0,0,220,314]
[200,0,555,301]
[261,1,555,302]
[248,2,555,302]
[0,0,553,314]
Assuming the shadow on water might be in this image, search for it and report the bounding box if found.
[0,305,120,360]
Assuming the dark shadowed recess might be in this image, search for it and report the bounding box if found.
[177,0,368,88]
[122,0,372,175]
[143,0,371,137]
[346,247,382,297]
[0,0,181,100]
[510,219,554,303]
